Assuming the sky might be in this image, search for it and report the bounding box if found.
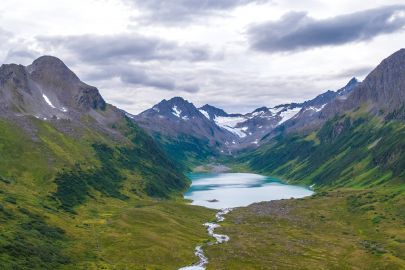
[0,0,405,114]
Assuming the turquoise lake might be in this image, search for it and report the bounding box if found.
[185,173,314,209]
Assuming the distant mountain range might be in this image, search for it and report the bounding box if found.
[133,76,359,158]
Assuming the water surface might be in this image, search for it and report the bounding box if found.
[185,173,313,209]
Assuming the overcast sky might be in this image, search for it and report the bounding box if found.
[1,0,404,113]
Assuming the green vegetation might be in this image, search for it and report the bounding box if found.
[153,133,219,172]
[206,188,405,269]
[0,117,215,269]
[243,114,405,188]
[203,112,405,269]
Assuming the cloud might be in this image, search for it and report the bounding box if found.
[35,33,214,93]
[249,5,405,53]
[329,65,374,80]
[0,27,12,42]
[82,63,200,93]
[37,34,215,64]
[126,0,270,25]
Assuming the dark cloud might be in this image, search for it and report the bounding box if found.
[126,0,270,24]
[83,64,200,93]
[249,5,405,53]
[37,34,214,63]
[35,33,213,93]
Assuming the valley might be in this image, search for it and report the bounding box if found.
[0,49,404,269]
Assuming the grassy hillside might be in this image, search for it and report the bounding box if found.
[206,188,405,269]
[153,133,219,172]
[242,111,404,188]
[0,117,215,269]
[205,109,405,269]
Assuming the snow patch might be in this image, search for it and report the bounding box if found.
[42,94,56,109]
[214,116,247,137]
[269,106,285,115]
[278,107,301,124]
[199,109,210,119]
[172,105,182,117]
[306,104,326,113]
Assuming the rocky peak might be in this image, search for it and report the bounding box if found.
[29,56,105,111]
[0,64,30,91]
[142,96,201,119]
[0,56,106,115]
[199,104,229,120]
[346,48,405,113]
[252,107,269,113]
[28,56,79,82]
[336,77,359,97]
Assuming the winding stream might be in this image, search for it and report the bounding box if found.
[179,173,313,270]
[179,209,231,270]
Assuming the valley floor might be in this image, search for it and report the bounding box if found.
[204,188,405,269]
[0,193,215,270]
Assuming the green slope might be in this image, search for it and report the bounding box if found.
[207,110,405,269]
[152,133,220,172]
[0,115,214,269]
[242,112,404,188]
[206,188,405,269]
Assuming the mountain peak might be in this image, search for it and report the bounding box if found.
[252,106,269,113]
[168,96,187,102]
[199,104,229,120]
[347,77,358,86]
[28,55,79,82]
[32,55,66,66]
[349,48,405,112]
[158,96,194,109]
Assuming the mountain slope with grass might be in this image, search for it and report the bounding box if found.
[0,56,214,269]
[205,49,405,269]
[242,49,405,189]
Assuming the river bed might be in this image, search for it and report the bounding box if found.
[179,172,313,270]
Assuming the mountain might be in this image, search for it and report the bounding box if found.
[242,49,405,188]
[203,51,405,269]
[198,104,238,120]
[0,56,214,269]
[0,55,187,198]
[321,49,405,121]
[133,97,239,169]
[134,97,235,142]
[135,77,359,160]
[281,77,359,133]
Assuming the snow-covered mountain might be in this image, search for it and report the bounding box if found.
[133,97,239,148]
[134,78,360,151]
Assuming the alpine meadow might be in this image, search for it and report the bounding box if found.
[0,1,404,269]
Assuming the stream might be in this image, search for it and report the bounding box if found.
[179,209,231,270]
[179,172,313,270]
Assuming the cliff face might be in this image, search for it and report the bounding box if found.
[0,56,106,120]
[321,49,405,120]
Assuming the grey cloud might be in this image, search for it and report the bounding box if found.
[84,64,200,93]
[126,0,270,24]
[329,65,374,80]
[5,49,38,64]
[249,5,405,53]
[36,33,212,93]
[37,34,214,63]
